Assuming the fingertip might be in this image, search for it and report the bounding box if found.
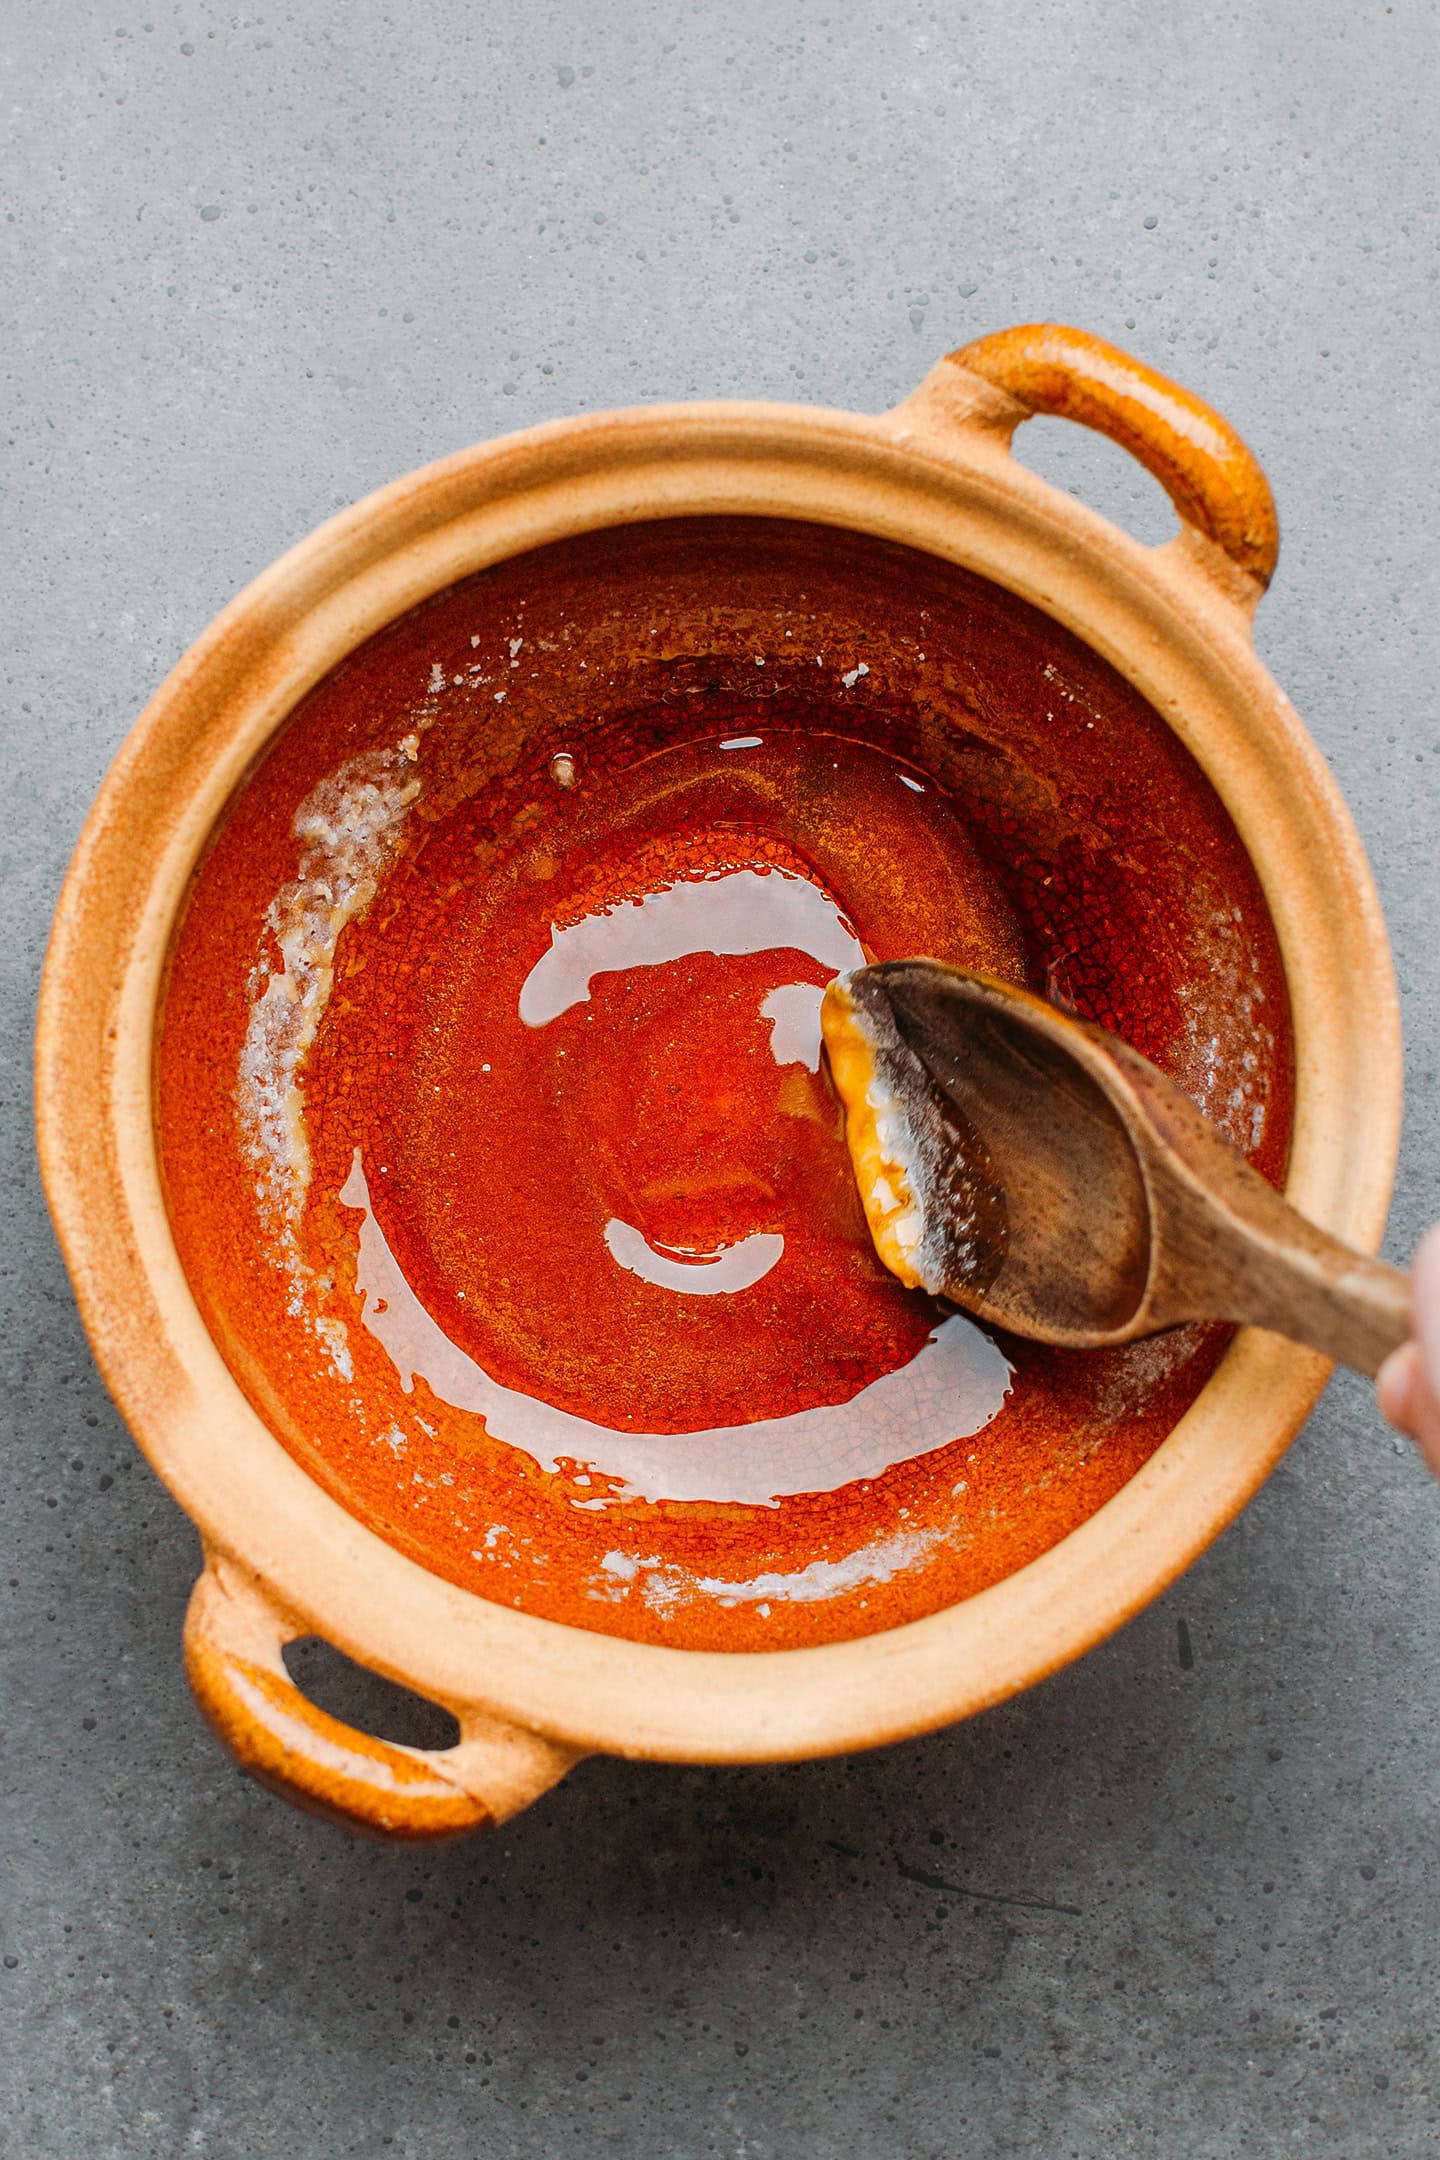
[1415,1223,1440,1299]
[1377,1341,1418,1434]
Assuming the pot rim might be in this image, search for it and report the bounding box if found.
[35,360,1402,1765]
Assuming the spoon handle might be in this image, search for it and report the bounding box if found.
[1109,1033,1412,1380]
[1212,1216,1411,1379]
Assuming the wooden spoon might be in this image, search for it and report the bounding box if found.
[821,960,1410,1378]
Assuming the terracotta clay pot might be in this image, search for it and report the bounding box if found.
[36,326,1401,1838]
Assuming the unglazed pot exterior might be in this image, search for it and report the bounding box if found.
[35,327,1401,1837]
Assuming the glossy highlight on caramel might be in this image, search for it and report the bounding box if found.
[156,517,1295,1652]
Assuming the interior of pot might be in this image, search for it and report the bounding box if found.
[156,515,1293,1653]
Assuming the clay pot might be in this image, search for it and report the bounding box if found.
[36,326,1400,1837]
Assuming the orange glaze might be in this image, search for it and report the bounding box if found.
[155,517,1295,1651]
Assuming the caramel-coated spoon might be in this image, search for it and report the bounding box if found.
[821,960,1410,1378]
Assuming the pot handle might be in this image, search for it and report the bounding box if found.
[184,1553,581,1840]
[940,323,1280,591]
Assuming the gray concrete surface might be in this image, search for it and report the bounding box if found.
[4,2,1439,2153]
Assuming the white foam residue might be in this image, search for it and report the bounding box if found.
[237,738,421,1345]
[1173,914,1275,1159]
[587,1526,947,1614]
[314,1315,354,1381]
[693,1526,945,1603]
[600,1549,644,1582]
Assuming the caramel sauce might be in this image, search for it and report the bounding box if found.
[328,724,1024,1446]
[156,518,1294,1650]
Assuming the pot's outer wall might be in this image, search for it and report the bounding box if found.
[37,366,1399,1778]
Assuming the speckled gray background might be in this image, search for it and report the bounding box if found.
[5,2,1439,2154]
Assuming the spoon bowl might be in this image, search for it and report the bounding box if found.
[826,960,1411,1378]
